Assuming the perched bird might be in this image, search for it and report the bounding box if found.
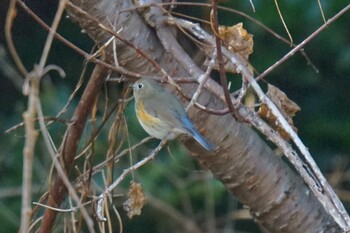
[132,78,214,151]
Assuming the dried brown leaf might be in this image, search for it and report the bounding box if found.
[218,23,254,60]
[123,181,147,219]
[259,84,301,140]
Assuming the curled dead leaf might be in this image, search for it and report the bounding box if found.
[259,84,301,140]
[123,181,147,219]
[218,23,254,60]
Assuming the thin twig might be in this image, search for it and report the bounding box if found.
[211,1,238,119]
[128,1,319,73]
[273,0,293,45]
[317,0,327,23]
[75,137,153,188]
[66,1,171,79]
[256,4,350,81]
[5,116,70,134]
[5,0,28,77]
[186,52,216,111]
[97,139,167,221]
[33,200,92,213]
[20,74,38,233]
[16,0,145,79]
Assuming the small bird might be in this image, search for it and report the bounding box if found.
[132,78,214,151]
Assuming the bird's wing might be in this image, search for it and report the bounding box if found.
[142,93,186,130]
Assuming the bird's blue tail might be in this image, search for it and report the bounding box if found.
[192,130,215,151]
[182,117,214,151]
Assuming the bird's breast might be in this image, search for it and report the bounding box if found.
[136,100,161,125]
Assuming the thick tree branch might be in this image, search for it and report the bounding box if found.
[39,63,108,233]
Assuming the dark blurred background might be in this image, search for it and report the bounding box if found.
[1,0,350,232]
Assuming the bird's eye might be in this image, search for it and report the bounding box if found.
[137,83,144,89]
